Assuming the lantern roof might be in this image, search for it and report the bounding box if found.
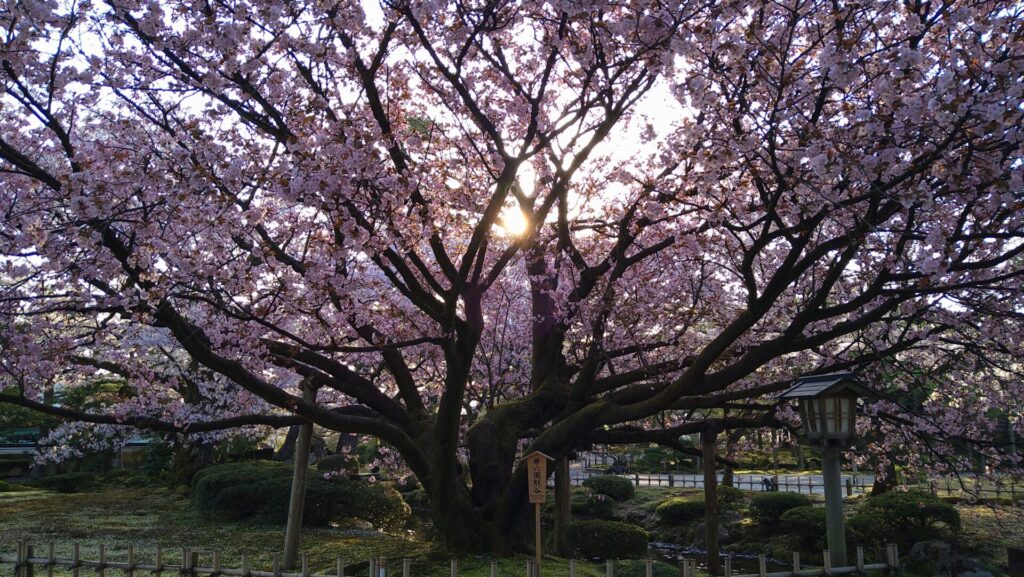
[779,372,873,399]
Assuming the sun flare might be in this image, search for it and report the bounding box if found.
[500,209,530,237]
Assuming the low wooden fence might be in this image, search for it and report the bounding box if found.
[2,542,902,577]
[574,471,1024,501]
[572,472,872,496]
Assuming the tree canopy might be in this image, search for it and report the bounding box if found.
[1,0,1022,551]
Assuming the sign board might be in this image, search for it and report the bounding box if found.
[525,451,553,503]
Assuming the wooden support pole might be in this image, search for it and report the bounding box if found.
[335,557,342,577]
[554,455,571,556]
[241,554,249,577]
[569,560,576,577]
[127,544,135,577]
[822,447,848,567]
[450,558,458,577]
[153,546,161,577]
[856,547,865,573]
[16,541,24,577]
[46,542,55,577]
[606,559,614,577]
[213,552,221,576]
[301,555,309,577]
[283,383,317,570]
[793,551,800,575]
[724,557,732,577]
[645,559,653,577]
[405,559,412,577]
[273,554,282,577]
[534,501,542,576]
[703,428,721,576]
[98,544,106,577]
[758,555,766,577]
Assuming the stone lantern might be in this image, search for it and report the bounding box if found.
[781,372,872,567]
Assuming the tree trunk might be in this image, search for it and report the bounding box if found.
[283,384,316,570]
[702,429,721,576]
[871,460,897,495]
[276,426,300,462]
[554,455,571,555]
[168,442,213,487]
[429,470,486,552]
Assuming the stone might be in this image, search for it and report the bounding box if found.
[692,523,730,547]
[906,541,952,577]
[905,541,996,577]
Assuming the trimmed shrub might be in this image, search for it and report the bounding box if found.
[0,480,31,492]
[583,475,635,501]
[716,485,747,507]
[655,497,704,523]
[191,461,409,530]
[848,490,959,549]
[568,520,648,559]
[573,491,617,519]
[749,492,812,527]
[28,472,97,493]
[316,453,358,473]
[779,506,827,551]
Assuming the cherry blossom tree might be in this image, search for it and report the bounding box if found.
[1,0,1022,551]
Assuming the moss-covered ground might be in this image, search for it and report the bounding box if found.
[0,488,683,577]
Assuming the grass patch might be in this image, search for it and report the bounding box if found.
[0,489,700,577]
[956,503,1024,569]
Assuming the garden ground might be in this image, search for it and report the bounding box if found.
[0,488,677,577]
[2,485,1022,577]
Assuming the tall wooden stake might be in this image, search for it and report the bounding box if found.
[702,428,721,576]
[554,455,571,555]
[284,381,317,569]
[534,501,542,574]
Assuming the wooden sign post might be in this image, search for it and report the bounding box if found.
[525,451,554,577]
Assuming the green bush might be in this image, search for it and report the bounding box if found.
[191,461,409,530]
[316,453,358,473]
[0,479,32,492]
[28,472,97,493]
[573,491,617,519]
[124,475,153,488]
[568,520,648,559]
[749,492,812,527]
[716,485,747,507]
[779,506,827,551]
[848,490,959,549]
[655,497,705,522]
[582,475,635,501]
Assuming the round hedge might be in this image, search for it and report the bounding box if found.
[655,497,705,523]
[749,492,812,527]
[716,485,747,506]
[27,472,97,493]
[572,491,617,519]
[315,453,359,473]
[568,520,649,559]
[779,506,827,550]
[847,490,960,549]
[191,461,409,530]
[582,475,635,501]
